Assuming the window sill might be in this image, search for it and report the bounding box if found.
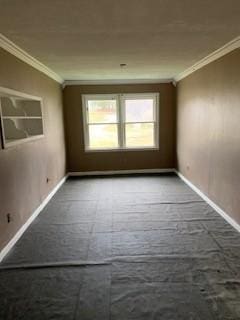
[84,146,159,153]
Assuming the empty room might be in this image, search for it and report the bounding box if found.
[0,1,240,319]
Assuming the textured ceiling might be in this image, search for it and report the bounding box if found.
[0,0,240,80]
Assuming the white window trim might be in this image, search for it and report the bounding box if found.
[82,93,159,152]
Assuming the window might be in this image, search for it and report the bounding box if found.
[82,93,159,151]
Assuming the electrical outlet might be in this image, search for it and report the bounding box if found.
[7,213,11,223]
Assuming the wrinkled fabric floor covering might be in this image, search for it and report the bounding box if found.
[1,174,240,320]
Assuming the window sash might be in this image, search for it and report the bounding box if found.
[82,93,159,151]
[88,123,119,149]
[124,122,156,148]
[121,94,157,124]
[85,94,119,125]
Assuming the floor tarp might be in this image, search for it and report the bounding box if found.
[1,174,240,319]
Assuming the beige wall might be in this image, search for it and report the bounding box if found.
[177,49,240,224]
[63,83,176,172]
[0,48,66,251]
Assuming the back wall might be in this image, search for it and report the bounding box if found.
[63,83,176,172]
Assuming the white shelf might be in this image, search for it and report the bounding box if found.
[0,87,44,148]
[2,116,42,119]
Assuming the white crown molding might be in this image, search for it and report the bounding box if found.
[175,35,240,82]
[63,78,173,88]
[1,31,239,87]
[0,33,63,84]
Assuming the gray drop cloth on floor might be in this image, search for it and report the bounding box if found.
[1,174,240,319]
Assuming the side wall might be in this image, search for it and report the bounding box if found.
[0,48,66,251]
[177,49,240,224]
[63,83,176,172]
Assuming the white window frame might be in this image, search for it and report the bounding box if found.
[82,93,159,152]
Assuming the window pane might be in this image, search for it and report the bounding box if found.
[125,99,154,122]
[89,124,118,149]
[125,123,155,147]
[87,100,117,123]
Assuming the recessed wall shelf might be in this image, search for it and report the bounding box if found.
[0,87,44,148]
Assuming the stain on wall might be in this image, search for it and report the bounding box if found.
[63,83,176,172]
[0,48,66,251]
[177,49,240,224]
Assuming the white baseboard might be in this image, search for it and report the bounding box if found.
[175,170,240,233]
[68,168,175,176]
[0,175,67,263]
